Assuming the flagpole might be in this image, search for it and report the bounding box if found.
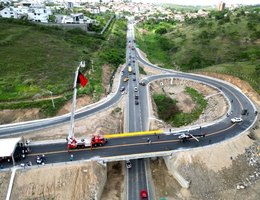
[68,62,82,141]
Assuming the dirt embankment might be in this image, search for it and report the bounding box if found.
[0,171,11,200]
[19,97,125,141]
[10,161,106,200]
[101,162,124,200]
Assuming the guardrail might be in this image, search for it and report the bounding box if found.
[104,130,163,138]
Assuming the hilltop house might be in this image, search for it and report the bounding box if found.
[27,6,52,23]
[0,7,19,18]
[56,13,99,25]
[0,5,52,23]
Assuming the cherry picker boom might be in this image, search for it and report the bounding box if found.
[67,61,107,150]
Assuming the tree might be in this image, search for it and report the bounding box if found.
[255,64,260,77]
[155,27,167,35]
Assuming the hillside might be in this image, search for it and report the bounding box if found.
[0,18,126,118]
[136,7,260,93]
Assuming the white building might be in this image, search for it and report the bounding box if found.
[27,6,52,23]
[0,7,19,18]
[55,13,99,25]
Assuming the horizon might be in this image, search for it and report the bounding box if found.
[88,0,260,6]
[131,0,259,5]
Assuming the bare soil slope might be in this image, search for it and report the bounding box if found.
[101,162,124,200]
[0,171,11,200]
[10,161,106,200]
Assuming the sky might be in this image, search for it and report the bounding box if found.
[131,0,260,5]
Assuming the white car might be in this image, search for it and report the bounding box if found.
[134,86,138,92]
[231,117,243,123]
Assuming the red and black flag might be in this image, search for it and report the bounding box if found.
[77,71,88,87]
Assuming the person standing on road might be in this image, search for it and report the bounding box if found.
[70,154,74,161]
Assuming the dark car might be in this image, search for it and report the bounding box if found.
[241,109,248,115]
[36,155,46,165]
[135,101,139,105]
[135,95,138,100]
[133,78,136,81]
[126,160,132,169]
[139,81,146,86]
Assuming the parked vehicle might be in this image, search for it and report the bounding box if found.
[68,135,107,149]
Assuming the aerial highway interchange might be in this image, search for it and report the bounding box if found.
[0,20,258,200]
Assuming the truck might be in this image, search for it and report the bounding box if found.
[68,135,107,149]
[128,66,132,74]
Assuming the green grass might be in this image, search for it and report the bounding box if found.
[139,66,147,75]
[136,8,260,94]
[153,87,207,127]
[193,61,260,94]
[0,17,127,117]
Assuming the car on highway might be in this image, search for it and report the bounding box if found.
[124,77,129,82]
[135,95,138,100]
[139,81,146,86]
[140,190,147,199]
[241,109,248,115]
[126,160,132,169]
[134,86,138,92]
[135,100,139,105]
[231,117,243,123]
[36,155,46,165]
[120,86,125,92]
[133,77,136,81]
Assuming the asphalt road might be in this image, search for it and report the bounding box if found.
[126,21,149,200]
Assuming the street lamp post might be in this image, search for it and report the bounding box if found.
[49,91,55,108]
